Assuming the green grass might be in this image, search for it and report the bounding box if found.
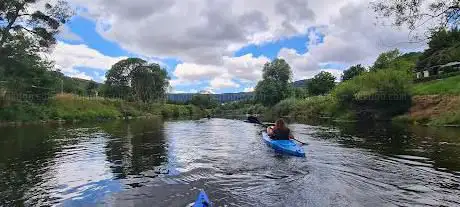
[412,75,460,95]
[0,93,205,122]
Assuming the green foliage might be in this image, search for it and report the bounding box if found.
[51,94,122,120]
[190,94,218,109]
[130,64,170,102]
[429,111,460,126]
[370,49,401,72]
[293,87,308,99]
[269,95,339,120]
[413,75,460,95]
[255,58,292,106]
[333,69,413,120]
[104,58,170,102]
[307,71,336,95]
[417,28,460,69]
[342,64,367,81]
[0,0,72,54]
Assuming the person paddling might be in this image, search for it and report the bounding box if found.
[267,118,293,140]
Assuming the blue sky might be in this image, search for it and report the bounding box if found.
[57,17,323,93]
[51,0,425,94]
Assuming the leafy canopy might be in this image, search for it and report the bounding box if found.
[104,58,170,102]
[341,64,367,81]
[0,0,72,55]
[307,71,336,96]
[255,58,292,106]
[190,94,218,109]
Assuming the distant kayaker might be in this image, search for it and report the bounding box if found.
[267,118,293,140]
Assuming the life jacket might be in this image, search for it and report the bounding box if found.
[271,128,290,140]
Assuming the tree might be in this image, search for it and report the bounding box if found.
[341,64,367,81]
[307,71,336,95]
[190,94,218,109]
[104,58,170,102]
[105,58,146,99]
[293,87,308,99]
[417,28,460,69]
[86,81,98,96]
[255,58,292,106]
[0,0,72,55]
[130,64,169,102]
[370,49,401,72]
[371,0,459,35]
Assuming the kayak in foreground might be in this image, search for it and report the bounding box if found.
[262,132,306,157]
[192,189,212,207]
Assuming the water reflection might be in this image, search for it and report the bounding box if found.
[0,118,168,206]
[0,118,459,206]
[303,121,460,172]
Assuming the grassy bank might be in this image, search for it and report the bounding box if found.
[0,93,206,122]
[412,75,460,95]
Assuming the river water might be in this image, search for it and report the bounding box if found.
[0,118,459,206]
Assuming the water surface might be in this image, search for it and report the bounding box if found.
[0,118,459,206]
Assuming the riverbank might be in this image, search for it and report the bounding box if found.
[215,94,460,127]
[0,93,206,125]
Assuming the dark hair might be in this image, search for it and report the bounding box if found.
[275,118,287,130]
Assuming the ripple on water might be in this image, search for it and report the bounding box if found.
[1,119,460,206]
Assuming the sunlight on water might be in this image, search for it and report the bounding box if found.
[0,119,459,206]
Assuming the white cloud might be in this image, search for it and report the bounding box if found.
[172,53,269,91]
[57,25,83,42]
[45,41,128,80]
[279,0,428,80]
[210,77,240,90]
[243,87,255,92]
[59,0,431,88]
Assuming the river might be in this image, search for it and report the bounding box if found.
[0,118,459,206]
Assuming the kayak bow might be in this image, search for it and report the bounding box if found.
[192,189,212,207]
[262,132,306,157]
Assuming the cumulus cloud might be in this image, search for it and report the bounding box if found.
[171,53,269,90]
[68,0,322,64]
[62,0,429,88]
[43,41,128,81]
[279,0,428,80]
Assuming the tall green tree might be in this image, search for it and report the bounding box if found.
[130,64,169,102]
[341,64,366,81]
[417,28,460,69]
[307,71,336,95]
[255,58,292,106]
[0,0,72,55]
[105,58,170,102]
[105,58,146,99]
[370,49,401,72]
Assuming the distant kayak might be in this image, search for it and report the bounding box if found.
[192,189,212,207]
[262,132,305,157]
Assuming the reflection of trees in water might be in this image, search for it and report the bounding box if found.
[102,118,168,179]
[0,125,58,206]
[311,121,460,172]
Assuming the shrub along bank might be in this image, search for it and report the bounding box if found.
[0,93,206,122]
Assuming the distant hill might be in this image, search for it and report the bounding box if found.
[167,92,254,103]
[292,79,310,88]
[167,79,310,103]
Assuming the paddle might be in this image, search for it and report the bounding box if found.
[253,118,308,145]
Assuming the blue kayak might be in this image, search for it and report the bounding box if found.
[192,189,212,207]
[262,132,305,157]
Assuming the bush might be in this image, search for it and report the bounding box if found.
[333,69,412,120]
